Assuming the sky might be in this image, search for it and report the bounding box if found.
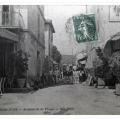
[45,5,87,55]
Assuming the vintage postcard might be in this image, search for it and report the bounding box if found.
[0,4,120,115]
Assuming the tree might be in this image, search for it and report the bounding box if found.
[95,47,115,86]
[52,45,62,63]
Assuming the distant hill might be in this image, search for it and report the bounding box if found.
[61,55,76,65]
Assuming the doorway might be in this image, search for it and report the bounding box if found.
[0,40,15,90]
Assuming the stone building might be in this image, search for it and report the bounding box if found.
[0,5,45,88]
[44,19,55,74]
[85,5,120,69]
[85,5,120,50]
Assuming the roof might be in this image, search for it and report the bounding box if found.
[45,19,55,33]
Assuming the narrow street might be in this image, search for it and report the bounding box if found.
[0,84,120,115]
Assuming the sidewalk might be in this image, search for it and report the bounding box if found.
[0,92,30,108]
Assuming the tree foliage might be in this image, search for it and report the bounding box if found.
[52,45,62,63]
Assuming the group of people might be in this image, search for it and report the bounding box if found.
[73,67,87,84]
[62,65,87,84]
[39,67,62,89]
[40,64,87,87]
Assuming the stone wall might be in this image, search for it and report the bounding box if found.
[18,5,45,83]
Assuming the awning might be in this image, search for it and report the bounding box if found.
[0,28,19,42]
[103,32,120,58]
[78,56,87,62]
[109,32,120,41]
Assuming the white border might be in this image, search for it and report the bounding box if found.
[0,0,120,120]
[1,115,120,120]
[0,0,120,5]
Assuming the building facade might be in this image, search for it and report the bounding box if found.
[0,5,45,88]
[21,5,45,83]
[85,5,120,69]
[86,5,120,50]
[44,19,55,74]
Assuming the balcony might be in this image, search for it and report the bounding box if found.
[0,11,25,30]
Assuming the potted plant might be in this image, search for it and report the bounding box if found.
[14,50,29,88]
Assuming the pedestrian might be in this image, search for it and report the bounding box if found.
[93,76,98,88]
[49,69,54,85]
[81,69,87,82]
[73,69,79,84]
[78,70,81,83]
[41,73,46,88]
[68,66,73,84]
[54,67,60,84]
[73,69,76,84]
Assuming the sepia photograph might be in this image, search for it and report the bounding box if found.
[0,4,120,115]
